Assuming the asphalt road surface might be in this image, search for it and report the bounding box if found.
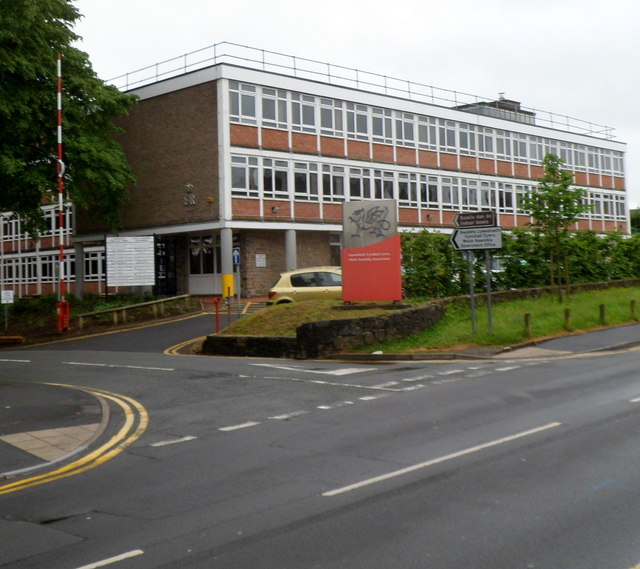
[2,320,640,568]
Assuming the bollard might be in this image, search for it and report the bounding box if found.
[564,308,572,331]
[213,297,221,333]
[599,304,607,326]
[524,313,532,338]
[632,300,637,321]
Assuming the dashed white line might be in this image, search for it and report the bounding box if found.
[323,422,562,497]
[63,361,174,371]
[219,421,260,432]
[372,381,399,388]
[269,410,310,420]
[437,369,464,376]
[494,366,522,372]
[630,397,640,403]
[74,550,144,569]
[151,436,198,447]
[253,363,377,376]
[0,358,30,363]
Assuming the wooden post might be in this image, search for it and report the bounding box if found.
[78,316,84,330]
[599,304,607,325]
[524,313,532,338]
[632,299,637,321]
[564,308,572,331]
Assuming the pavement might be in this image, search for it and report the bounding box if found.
[2,319,640,484]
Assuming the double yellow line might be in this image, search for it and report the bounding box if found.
[0,384,148,495]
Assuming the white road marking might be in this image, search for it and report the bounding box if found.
[372,381,399,388]
[630,397,640,403]
[401,384,425,391]
[358,394,388,401]
[74,550,144,569]
[494,366,521,372]
[219,421,260,432]
[63,361,174,371]
[0,358,30,363]
[269,410,310,420]
[437,369,464,375]
[323,422,562,497]
[253,363,376,376]
[151,436,198,447]
[402,374,433,382]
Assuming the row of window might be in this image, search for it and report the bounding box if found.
[231,155,626,220]
[1,206,73,243]
[229,81,624,177]
[1,250,104,285]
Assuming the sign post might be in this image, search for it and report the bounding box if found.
[2,290,14,331]
[451,213,502,335]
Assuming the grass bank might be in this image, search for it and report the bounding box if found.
[362,287,640,353]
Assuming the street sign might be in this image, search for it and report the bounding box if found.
[454,211,496,228]
[232,247,241,265]
[450,227,503,251]
[1,290,14,304]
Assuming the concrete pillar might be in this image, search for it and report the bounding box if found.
[220,227,234,297]
[285,229,297,270]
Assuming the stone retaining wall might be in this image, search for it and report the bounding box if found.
[201,279,640,359]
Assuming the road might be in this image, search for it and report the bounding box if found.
[2,318,640,568]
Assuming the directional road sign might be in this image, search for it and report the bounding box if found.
[450,226,503,251]
[454,211,496,228]
[232,247,241,265]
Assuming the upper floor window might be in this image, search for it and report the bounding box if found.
[294,162,319,202]
[496,130,511,161]
[398,173,417,207]
[513,134,528,163]
[417,116,437,151]
[320,98,344,137]
[349,168,372,199]
[347,103,369,141]
[229,81,256,125]
[420,175,439,207]
[395,112,415,147]
[263,159,289,199]
[374,170,395,200]
[478,127,494,159]
[231,155,259,198]
[372,108,392,144]
[438,120,456,153]
[322,164,346,202]
[292,93,316,133]
[459,124,476,156]
[262,88,288,129]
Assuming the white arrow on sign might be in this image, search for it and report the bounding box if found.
[450,226,503,251]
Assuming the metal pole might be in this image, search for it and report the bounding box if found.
[56,54,69,332]
[485,250,493,335]
[467,251,476,334]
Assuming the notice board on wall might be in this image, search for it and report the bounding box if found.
[106,236,156,287]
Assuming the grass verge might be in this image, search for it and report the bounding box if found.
[360,287,640,353]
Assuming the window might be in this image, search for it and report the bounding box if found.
[349,168,371,199]
[600,150,612,174]
[612,152,624,176]
[262,88,288,129]
[190,236,220,275]
[420,175,439,207]
[496,130,511,160]
[229,81,257,125]
[395,112,415,147]
[438,120,456,153]
[560,142,573,169]
[460,178,479,209]
[231,156,259,198]
[513,134,528,163]
[347,103,369,141]
[372,108,392,144]
[459,124,476,156]
[320,98,344,137]
[84,250,105,282]
[515,184,530,213]
[294,162,319,201]
[478,127,494,158]
[263,159,289,199]
[529,136,543,165]
[497,183,514,212]
[292,93,316,133]
[587,147,600,173]
[417,116,437,151]
[322,165,346,202]
[544,138,559,158]
[480,181,495,209]
[441,177,459,210]
[374,170,395,200]
[40,254,56,283]
[574,145,586,171]
[398,173,417,207]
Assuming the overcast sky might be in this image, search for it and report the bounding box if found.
[73,0,640,207]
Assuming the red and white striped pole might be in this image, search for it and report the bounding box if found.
[56,54,69,332]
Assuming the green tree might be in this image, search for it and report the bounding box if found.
[402,231,466,299]
[0,0,137,237]
[520,153,590,299]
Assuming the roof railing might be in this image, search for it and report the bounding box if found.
[108,41,616,140]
